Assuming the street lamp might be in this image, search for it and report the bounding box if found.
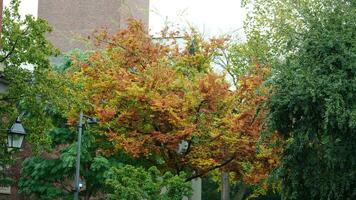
[7,117,27,148]
[177,140,189,155]
[74,112,98,200]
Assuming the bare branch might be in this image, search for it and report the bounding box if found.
[185,156,235,182]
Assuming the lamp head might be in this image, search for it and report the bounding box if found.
[87,117,98,124]
[8,118,27,148]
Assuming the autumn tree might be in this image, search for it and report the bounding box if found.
[18,50,193,200]
[214,30,282,199]
[66,19,280,189]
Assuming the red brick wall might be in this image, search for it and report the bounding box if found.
[38,0,149,52]
[0,143,32,200]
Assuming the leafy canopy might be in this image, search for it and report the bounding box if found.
[0,0,67,184]
[66,19,280,185]
[104,165,192,200]
[243,0,356,199]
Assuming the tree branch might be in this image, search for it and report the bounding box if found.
[0,26,30,63]
[184,100,207,156]
[95,38,147,69]
[185,156,235,182]
[0,36,20,62]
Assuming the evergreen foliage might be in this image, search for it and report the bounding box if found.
[243,0,356,199]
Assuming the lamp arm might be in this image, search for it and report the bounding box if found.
[16,112,26,122]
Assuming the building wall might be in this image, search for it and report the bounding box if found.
[38,0,149,52]
[0,143,32,200]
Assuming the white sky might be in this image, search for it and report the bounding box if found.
[3,0,38,17]
[3,0,244,82]
[149,0,246,37]
[4,0,246,38]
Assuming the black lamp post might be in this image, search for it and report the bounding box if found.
[7,117,27,149]
[74,112,98,200]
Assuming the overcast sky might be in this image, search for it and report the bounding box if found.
[3,0,245,37]
[149,0,246,37]
[3,0,38,17]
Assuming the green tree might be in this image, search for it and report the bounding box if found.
[19,126,112,200]
[19,125,192,200]
[0,0,69,187]
[243,0,356,199]
[104,165,192,200]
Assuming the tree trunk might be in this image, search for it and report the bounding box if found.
[221,172,230,200]
[232,184,247,200]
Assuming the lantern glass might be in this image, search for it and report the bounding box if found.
[7,133,25,148]
[7,119,26,148]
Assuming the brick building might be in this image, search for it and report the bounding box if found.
[38,0,149,52]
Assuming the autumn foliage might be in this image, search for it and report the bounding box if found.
[67,19,280,184]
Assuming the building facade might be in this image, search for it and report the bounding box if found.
[38,0,149,52]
